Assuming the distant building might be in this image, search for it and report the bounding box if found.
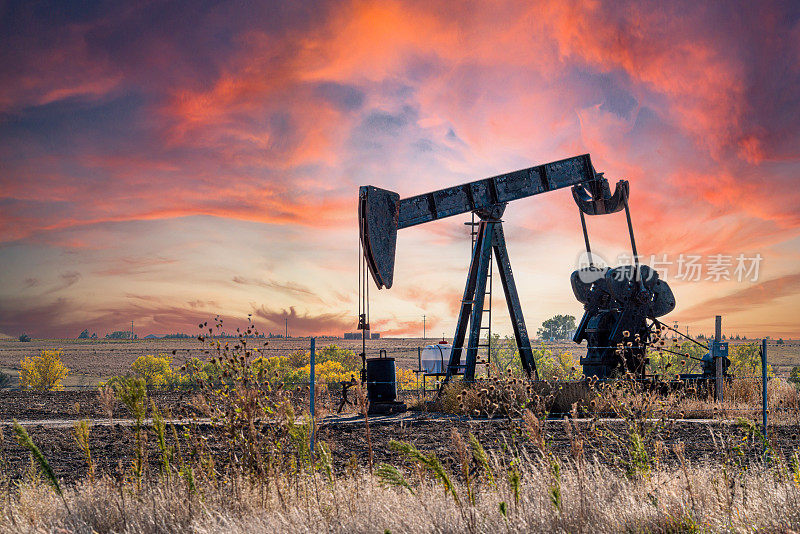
[344,331,379,339]
[106,330,134,340]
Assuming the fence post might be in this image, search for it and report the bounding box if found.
[309,337,316,455]
[417,346,422,400]
[714,315,723,402]
[762,338,768,440]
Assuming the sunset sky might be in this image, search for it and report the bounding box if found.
[1,0,798,340]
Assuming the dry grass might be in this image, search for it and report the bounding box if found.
[435,375,590,417]
[433,372,800,426]
[2,330,799,533]
[1,453,800,533]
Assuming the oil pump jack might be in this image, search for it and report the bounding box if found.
[358,153,677,383]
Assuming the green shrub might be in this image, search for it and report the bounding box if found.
[730,343,773,377]
[251,355,307,385]
[317,345,360,373]
[489,334,580,379]
[105,343,362,391]
[131,354,175,387]
[250,345,360,387]
[789,367,800,390]
[649,340,707,376]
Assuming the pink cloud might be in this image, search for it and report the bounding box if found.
[0,0,798,339]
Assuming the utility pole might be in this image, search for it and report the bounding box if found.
[285,316,288,338]
[131,321,134,340]
[715,315,723,402]
[423,315,426,340]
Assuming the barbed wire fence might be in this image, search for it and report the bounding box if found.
[4,338,800,441]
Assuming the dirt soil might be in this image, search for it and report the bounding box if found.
[0,390,204,421]
[2,411,798,485]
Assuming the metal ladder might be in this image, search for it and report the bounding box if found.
[465,212,492,376]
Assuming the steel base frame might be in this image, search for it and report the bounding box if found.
[445,216,538,382]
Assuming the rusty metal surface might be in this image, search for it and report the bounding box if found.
[444,220,538,382]
[359,154,598,290]
[397,154,595,229]
[572,177,627,215]
[605,265,675,318]
[359,186,399,289]
[570,267,609,304]
[573,265,676,379]
[357,151,667,382]
[492,223,537,380]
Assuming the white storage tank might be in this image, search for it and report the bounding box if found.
[421,341,452,374]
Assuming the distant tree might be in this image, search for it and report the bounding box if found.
[106,330,133,340]
[537,315,577,341]
[162,333,190,339]
[78,329,90,339]
[18,334,31,342]
[91,333,98,339]
[777,338,785,345]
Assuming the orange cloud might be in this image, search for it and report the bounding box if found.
[675,273,800,323]
[534,0,747,158]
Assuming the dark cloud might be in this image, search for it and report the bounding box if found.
[312,82,365,111]
[0,295,237,338]
[0,297,74,337]
[252,305,351,337]
[361,108,413,136]
[0,0,337,110]
[0,93,147,157]
[600,89,638,121]
[232,276,318,299]
[45,271,81,294]
[0,0,354,245]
